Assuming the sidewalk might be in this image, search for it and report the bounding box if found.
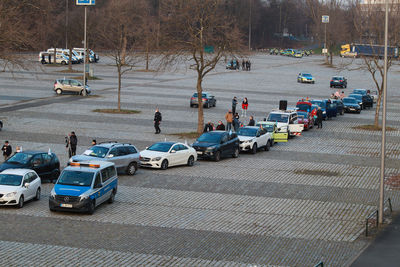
[351,213,400,266]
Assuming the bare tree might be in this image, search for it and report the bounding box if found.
[95,0,146,111]
[350,0,400,127]
[160,0,245,134]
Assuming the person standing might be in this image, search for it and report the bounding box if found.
[242,60,245,70]
[154,108,162,134]
[92,139,97,146]
[233,113,240,132]
[316,107,323,129]
[241,97,249,117]
[340,91,345,99]
[66,132,78,158]
[216,120,225,130]
[2,141,12,162]
[225,110,233,131]
[203,121,213,133]
[232,96,238,115]
[248,116,255,126]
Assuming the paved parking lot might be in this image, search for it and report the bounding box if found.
[0,54,400,266]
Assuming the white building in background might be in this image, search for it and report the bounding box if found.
[361,0,400,11]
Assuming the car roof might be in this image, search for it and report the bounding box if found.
[0,168,35,175]
[95,142,133,148]
[343,97,356,100]
[332,76,344,78]
[201,131,227,136]
[349,93,362,97]
[240,126,260,130]
[18,150,51,155]
[152,141,176,145]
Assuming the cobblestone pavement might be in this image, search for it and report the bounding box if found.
[0,54,399,266]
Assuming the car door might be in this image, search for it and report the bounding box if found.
[22,173,34,200]
[177,144,190,165]
[107,147,125,171]
[169,145,182,166]
[41,153,53,179]
[28,172,40,198]
[93,171,106,205]
[258,128,268,147]
[219,133,230,156]
[31,154,46,179]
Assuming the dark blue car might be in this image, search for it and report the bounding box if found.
[310,100,327,120]
[342,97,361,113]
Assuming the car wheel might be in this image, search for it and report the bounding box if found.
[232,147,239,158]
[108,189,116,204]
[61,61,67,65]
[56,89,62,95]
[126,162,137,175]
[87,200,95,215]
[17,195,24,209]
[270,139,274,147]
[344,84,347,88]
[207,103,210,108]
[341,110,344,115]
[35,188,41,201]
[214,151,221,162]
[265,141,270,151]
[161,159,168,170]
[251,143,257,154]
[49,207,56,212]
[190,104,193,108]
[187,156,195,166]
[312,81,315,84]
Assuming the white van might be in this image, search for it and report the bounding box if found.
[39,51,70,65]
[47,48,80,64]
[74,48,99,63]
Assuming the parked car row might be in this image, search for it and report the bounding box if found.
[39,48,99,65]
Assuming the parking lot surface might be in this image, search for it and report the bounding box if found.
[0,54,400,266]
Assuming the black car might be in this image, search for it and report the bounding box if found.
[190,92,217,108]
[0,151,60,182]
[342,97,361,113]
[330,76,347,88]
[192,131,239,161]
[0,120,2,131]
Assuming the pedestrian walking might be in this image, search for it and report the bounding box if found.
[216,120,225,130]
[248,116,255,126]
[203,121,213,133]
[242,60,245,70]
[2,141,12,162]
[225,110,233,131]
[233,113,240,132]
[66,132,78,158]
[316,107,323,129]
[248,60,251,71]
[154,108,162,134]
[241,97,249,117]
[232,96,238,115]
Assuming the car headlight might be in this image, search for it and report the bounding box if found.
[206,146,216,151]
[80,195,89,201]
[5,192,17,198]
[50,189,56,199]
[323,111,326,114]
[152,157,162,161]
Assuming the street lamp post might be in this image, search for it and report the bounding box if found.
[379,0,389,225]
[248,0,252,51]
[322,15,329,63]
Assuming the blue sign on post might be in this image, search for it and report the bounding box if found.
[76,0,95,5]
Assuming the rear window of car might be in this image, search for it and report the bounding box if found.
[193,93,207,98]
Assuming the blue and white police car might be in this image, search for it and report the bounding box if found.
[49,161,117,214]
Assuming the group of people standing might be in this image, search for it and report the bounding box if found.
[241,60,251,71]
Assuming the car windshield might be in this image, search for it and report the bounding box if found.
[6,153,33,164]
[57,170,94,186]
[193,93,206,98]
[302,74,312,77]
[333,77,342,80]
[147,143,173,152]
[0,174,22,186]
[297,104,311,112]
[237,128,258,137]
[297,111,308,117]
[83,146,109,158]
[349,94,362,100]
[311,101,326,109]
[267,113,289,123]
[343,98,357,104]
[197,133,222,143]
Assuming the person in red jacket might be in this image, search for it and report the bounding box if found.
[241,97,249,117]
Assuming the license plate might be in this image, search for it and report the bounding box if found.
[60,203,73,208]
[350,108,355,111]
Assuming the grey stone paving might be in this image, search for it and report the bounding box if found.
[0,53,399,266]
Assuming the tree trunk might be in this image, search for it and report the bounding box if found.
[68,47,72,71]
[53,46,57,65]
[121,35,127,65]
[118,65,121,111]
[146,38,149,71]
[196,75,204,134]
[374,92,382,127]
[329,51,333,65]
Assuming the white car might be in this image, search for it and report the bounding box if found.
[0,169,41,208]
[238,126,272,154]
[140,142,197,170]
[266,110,304,137]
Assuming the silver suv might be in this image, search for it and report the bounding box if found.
[54,79,91,95]
[70,142,139,175]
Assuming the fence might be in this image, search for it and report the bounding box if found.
[365,198,393,237]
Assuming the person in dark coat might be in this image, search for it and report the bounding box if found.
[154,108,162,134]
[233,113,240,132]
[216,120,225,130]
[2,141,12,161]
[203,122,213,133]
[232,96,238,115]
[316,107,323,129]
[66,132,78,158]
[248,116,255,126]
[242,60,245,70]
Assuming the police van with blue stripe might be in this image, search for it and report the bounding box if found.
[49,161,117,214]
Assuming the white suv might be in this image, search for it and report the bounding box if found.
[237,126,273,154]
[267,110,303,137]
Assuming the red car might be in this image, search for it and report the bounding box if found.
[297,110,314,130]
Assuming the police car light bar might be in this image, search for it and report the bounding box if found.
[70,162,100,168]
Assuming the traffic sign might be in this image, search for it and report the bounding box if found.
[76,0,95,5]
[322,15,329,23]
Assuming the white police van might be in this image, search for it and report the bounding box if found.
[49,161,117,214]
